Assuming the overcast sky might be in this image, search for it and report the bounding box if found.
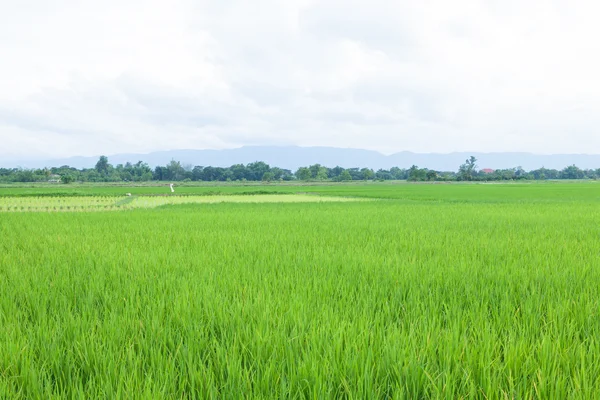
[2,0,600,160]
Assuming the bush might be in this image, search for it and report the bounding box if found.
[61,174,74,184]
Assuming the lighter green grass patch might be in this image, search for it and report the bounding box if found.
[131,194,367,209]
[0,194,367,212]
[0,196,118,212]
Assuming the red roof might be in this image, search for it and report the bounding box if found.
[481,168,495,173]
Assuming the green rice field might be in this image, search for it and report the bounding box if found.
[1,182,600,398]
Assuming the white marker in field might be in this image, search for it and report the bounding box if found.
[169,183,175,193]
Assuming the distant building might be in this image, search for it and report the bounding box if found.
[481,168,495,174]
[48,174,61,183]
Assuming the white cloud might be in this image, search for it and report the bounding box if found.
[2,0,600,160]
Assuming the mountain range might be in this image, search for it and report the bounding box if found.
[4,146,600,171]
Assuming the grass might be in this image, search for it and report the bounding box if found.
[1,182,600,398]
[0,180,372,197]
[2,180,599,202]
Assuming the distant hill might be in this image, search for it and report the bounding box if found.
[4,146,600,171]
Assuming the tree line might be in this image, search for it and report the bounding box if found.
[1,155,600,183]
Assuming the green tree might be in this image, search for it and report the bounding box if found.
[166,160,186,181]
[296,167,311,181]
[560,165,584,179]
[192,166,205,181]
[316,167,328,180]
[360,168,375,180]
[458,156,477,181]
[95,156,110,176]
[390,167,406,180]
[61,174,74,184]
[330,166,344,179]
[229,164,247,181]
[339,170,352,181]
[247,162,270,181]
[408,165,427,181]
[262,171,274,182]
[308,164,329,180]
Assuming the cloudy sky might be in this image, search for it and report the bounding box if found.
[2,0,600,160]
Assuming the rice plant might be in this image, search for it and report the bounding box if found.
[1,183,600,398]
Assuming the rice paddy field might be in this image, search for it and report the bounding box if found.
[1,181,600,398]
